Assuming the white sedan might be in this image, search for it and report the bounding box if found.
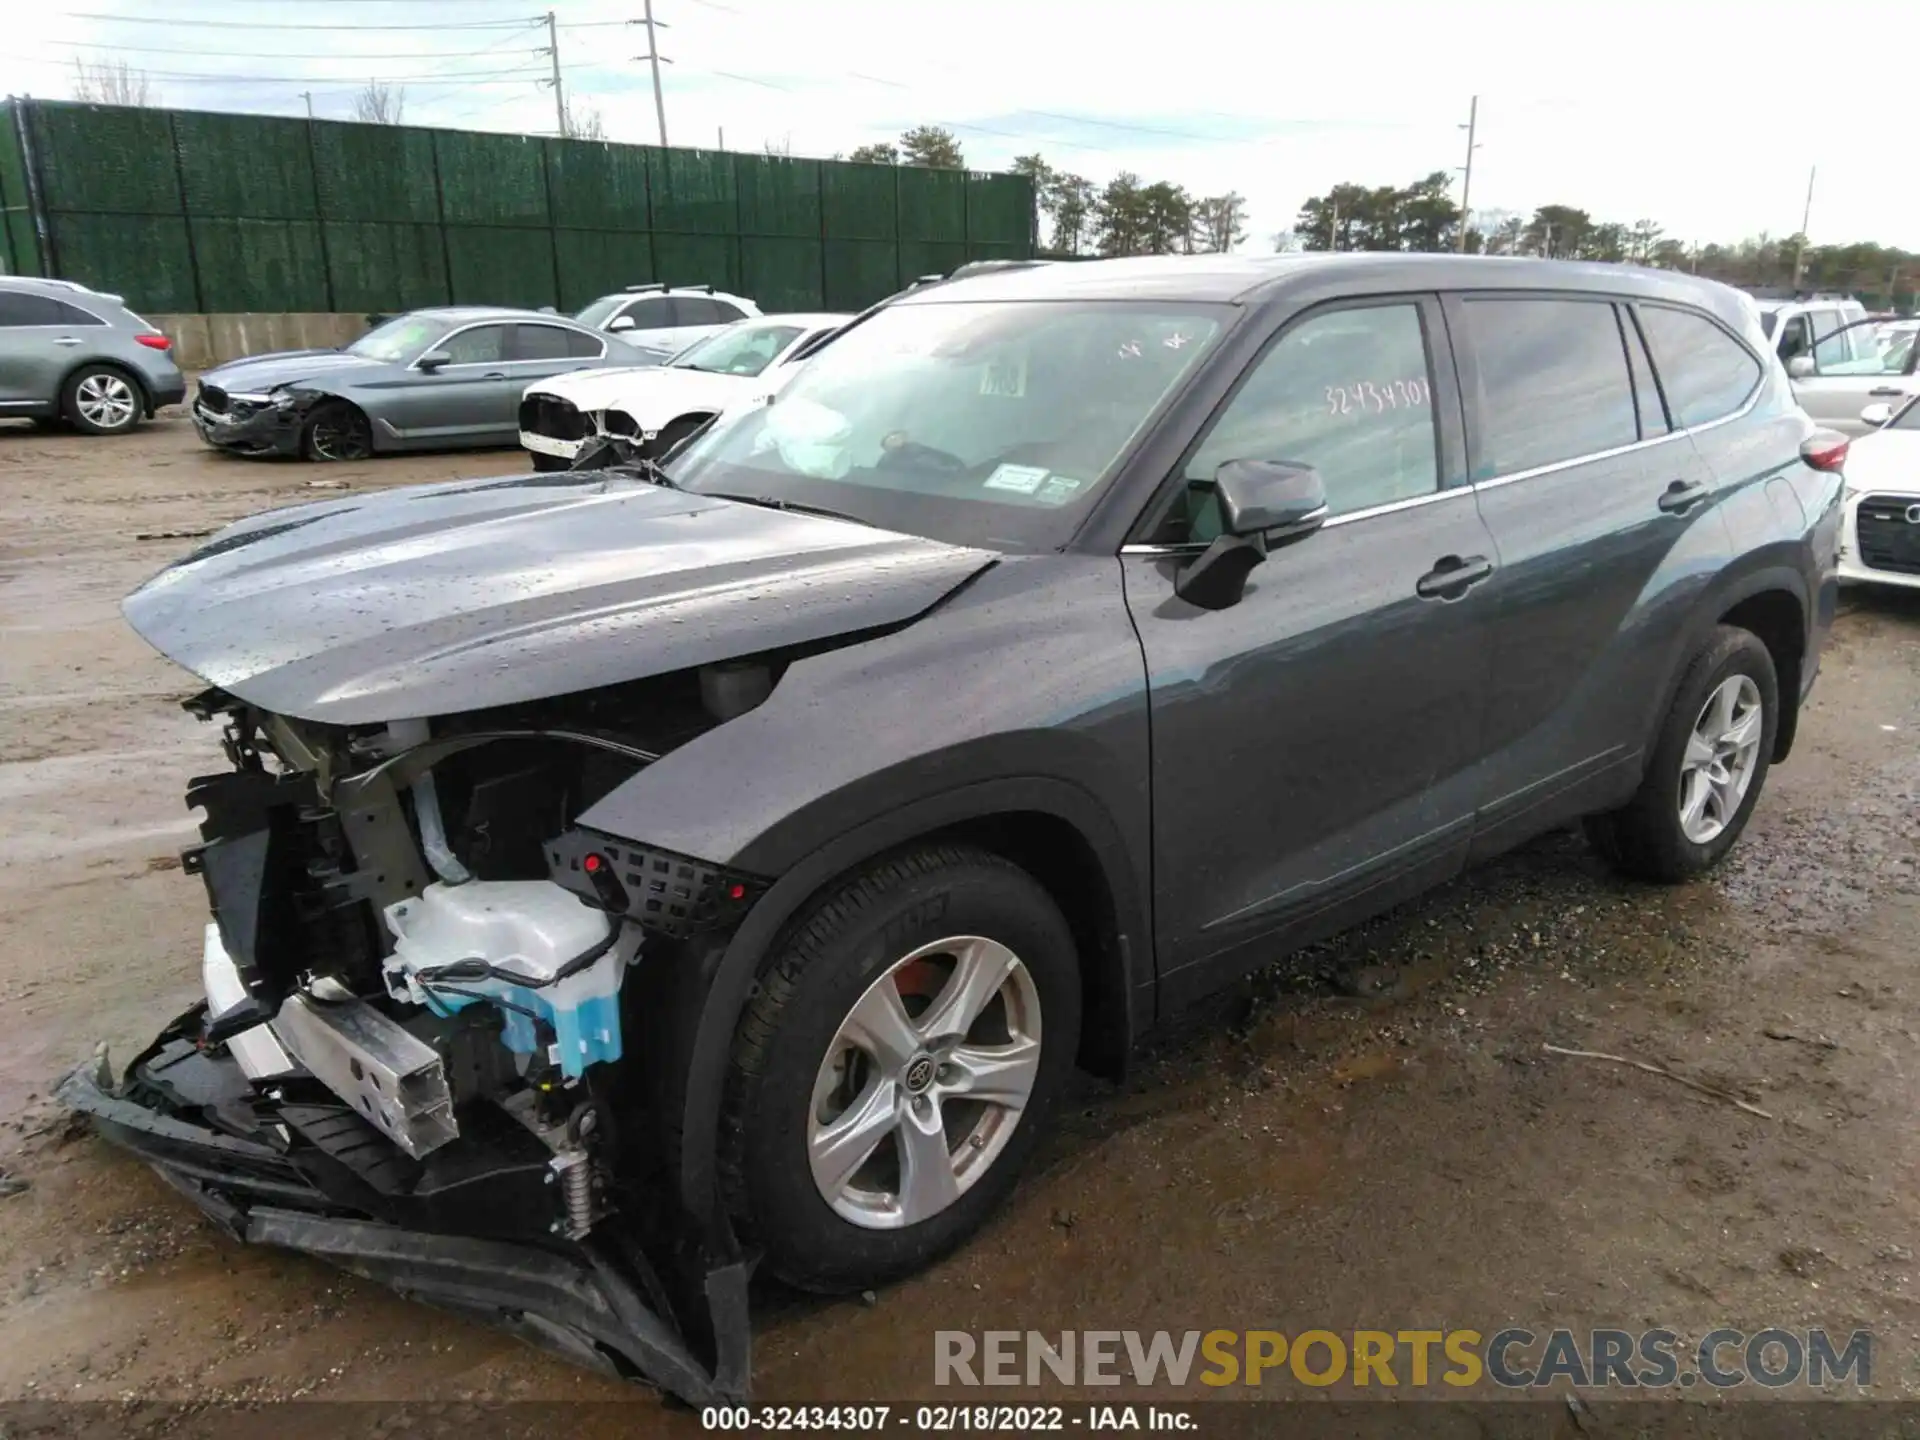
[518,312,849,469]
[1839,394,1920,591]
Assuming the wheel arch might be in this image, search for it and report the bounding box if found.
[1655,559,1809,767]
[670,776,1149,1222]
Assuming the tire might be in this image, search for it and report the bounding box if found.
[61,365,144,435]
[530,451,568,472]
[1584,625,1779,883]
[301,400,374,462]
[721,845,1082,1294]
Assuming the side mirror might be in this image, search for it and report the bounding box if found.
[1786,355,1816,379]
[417,350,452,373]
[608,315,637,333]
[1859,401,1895,428]
[1216,458,1330,538]
[1174,460,1329,611]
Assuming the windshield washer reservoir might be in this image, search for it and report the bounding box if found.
[382,880,630,1079]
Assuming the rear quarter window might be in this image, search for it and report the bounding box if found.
[1462,296,1638,477]
[1636,305,1763,429]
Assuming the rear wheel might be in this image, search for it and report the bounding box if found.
[302,400,373,462]
[721,845,1081,1293]
[1585,625,1779,882]
[61,365,143,435]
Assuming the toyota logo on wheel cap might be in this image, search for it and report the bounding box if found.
[904,1055,937,1094]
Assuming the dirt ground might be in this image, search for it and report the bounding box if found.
[1,407,1917,1420]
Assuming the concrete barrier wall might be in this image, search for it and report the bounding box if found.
[149,313,372,371]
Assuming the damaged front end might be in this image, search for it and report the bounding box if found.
[191,381,315,457]
[59,682,771,1403]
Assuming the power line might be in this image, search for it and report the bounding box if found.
[64,11,541,30]
[41,37,541,60]
[15,56,548,86]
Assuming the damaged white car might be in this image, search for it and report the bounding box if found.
[518,314,849,470]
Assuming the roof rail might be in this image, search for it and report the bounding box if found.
[622,282,668,294]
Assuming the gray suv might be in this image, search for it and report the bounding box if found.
[0,277,185,433]
[60,254,1841,1406]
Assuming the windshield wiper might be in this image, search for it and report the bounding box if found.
[704,492,875,527]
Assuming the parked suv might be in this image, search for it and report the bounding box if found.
[572,283,761,354]
[60,255,1841,1406]
[0,276,184,434]
[1755,294,1916,433]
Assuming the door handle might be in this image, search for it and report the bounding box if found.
[1658,480,1709,515]
[1415,553,1494,600]
[480,371,509,380]
[1869,386,1907,398]
[53,336,82,347]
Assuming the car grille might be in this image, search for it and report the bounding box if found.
[519,394,592,442]
[1857,494,1920,576]
[198,382,228,414]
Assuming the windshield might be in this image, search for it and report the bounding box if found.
[670,323,803,377]
[347,314,446,363]
[1887,395,1920,431]
[574,295,627,329]
[668,299,1227,549]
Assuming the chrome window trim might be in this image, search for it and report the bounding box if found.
[1468,379,1763,494]
[1119,485,1473,555]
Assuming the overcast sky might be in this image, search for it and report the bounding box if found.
[6,0,1917,253]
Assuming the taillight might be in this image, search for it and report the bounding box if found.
[1799,429,1848,473]
[134,333,172,351]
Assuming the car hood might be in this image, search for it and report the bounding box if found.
[121,473,996,725]
[1847,427,1920,496]
[527,365,759,420]
[201,350,386,394]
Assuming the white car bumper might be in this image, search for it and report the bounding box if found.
[520,429,585,461]
[1838,487,1920,590]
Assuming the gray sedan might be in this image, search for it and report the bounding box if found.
[192,306,662,461]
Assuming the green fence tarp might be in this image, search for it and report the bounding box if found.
[8,99,1033,315]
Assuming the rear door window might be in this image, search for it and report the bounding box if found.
[1461,297,1638,477]
[1636,305,1763,428]
[511,323,578,361]
[675,297,726,326]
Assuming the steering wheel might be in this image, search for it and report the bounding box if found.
[876,433,970,477]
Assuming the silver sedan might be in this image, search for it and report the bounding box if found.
[191,306,663,461]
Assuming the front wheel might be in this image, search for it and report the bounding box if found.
[721,845,1081,1293]
[301,400,373,462]
[1585,624,1779,882]
[529,451,568,472]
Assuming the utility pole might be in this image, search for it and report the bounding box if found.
[1792,165,1816,286]
[638,0,670,148]
[544,10,567,136]
[1328,197,1338,251]
[1456,94,1479,252]
[299,90,314,119]
[717,125,724,151]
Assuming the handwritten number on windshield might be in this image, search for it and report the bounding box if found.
[1325,378,1429,415]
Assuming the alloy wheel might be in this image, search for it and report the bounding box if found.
[1677,674,1764,844]
[75,372,137,431]
[808,935,1042,1230]
[308,409,372,462]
